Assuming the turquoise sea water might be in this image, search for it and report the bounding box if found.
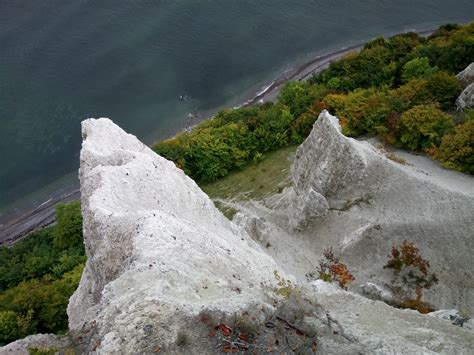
[0,1,473,217]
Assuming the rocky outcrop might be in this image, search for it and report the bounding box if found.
[284,112,372,229]
[456,63,474,111]
[456,83,474,111]
[456,62,474,89]
[262,110,474,314]
[68,118,281,353]
[310,281,474,353]
[5,116,473,353]
[0,334,71,355]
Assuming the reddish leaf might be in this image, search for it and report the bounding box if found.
[208,330,216,337]
[219,324,232,337]
[223,345,238,353]
[153,346,161,352]
[239,333,249,341]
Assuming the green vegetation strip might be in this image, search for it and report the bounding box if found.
[155,22,473,176]
[0,202,84,345]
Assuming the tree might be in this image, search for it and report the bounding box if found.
[391,78,432,112]
[0,311,25,345]
[437,117,474,174]
[425,71,461,110]
[398,104,453,150]
[52,201,83,251]
[0,264,83,338]
[278,82,328,118]
[401,57,438,82]
[324,88,392,136]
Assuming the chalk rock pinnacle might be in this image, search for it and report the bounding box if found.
[68,118,279,353]
[277,110,474,314]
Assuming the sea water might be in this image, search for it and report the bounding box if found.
[1,0,473,216]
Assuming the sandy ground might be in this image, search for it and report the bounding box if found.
[0,29,435,245]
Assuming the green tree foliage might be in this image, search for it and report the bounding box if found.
[289,101,329,143]
[437,113,474,174]
[0,311,34,345]
[385,32,424,62]
[401,57,438,82]
[0,203,84,291]
[0,265,83,345]
[418,22,474,73]
[398,104,453,150]
[52,202,83,250]
[324,88,392,136]
[312,45,397,91]
[0,202,84,345]
[312,32,424,90]
[278,82,330,117]
[155,22,473,179]
[313,23,473,90]
[428,23,461,40]
[425,71,461,110]
[154,103,296,182]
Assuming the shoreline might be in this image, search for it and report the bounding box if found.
[0,28,435,245]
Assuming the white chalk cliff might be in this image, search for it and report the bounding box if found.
[248,111,474,315]
[66,118,282,353]
[3,114,473,354]
[456,62,474,110]
[71,114,474,353]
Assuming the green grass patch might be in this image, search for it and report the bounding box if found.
[201,145,297,204]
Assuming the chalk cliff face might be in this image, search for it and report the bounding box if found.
[456,83,474,111]
[456,62,474,89]
[8,115,472,354]
[456,62,474,110]
[263,110,474,314]
[68,118,281,353]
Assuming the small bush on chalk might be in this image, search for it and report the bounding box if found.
[384,240,438,313]
[311,247,354,290]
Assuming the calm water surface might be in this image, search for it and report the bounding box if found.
[1,0,473,216]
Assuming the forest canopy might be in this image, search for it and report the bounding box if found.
[155,22,473,177]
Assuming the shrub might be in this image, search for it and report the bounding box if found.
[398,104,453,150]
[278,82,329,118]
[377,111,401,145]
[0,264,84,339]
[425,71,461,110]
[316,247,354,290]
[273,270,295,298]
[384,240,438,313]
[437,118,474,174]
[324,88,392,136]
[401,57,438,82]
[390,78,433,112]
[154,103,297,183]
[312,46,396,91]
[0,203,84,292]
[0,311,33,345]
[0,200,85,344]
